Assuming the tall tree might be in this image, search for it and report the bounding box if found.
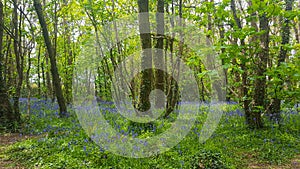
[269,0,293,122]
[34,0,68,117]
[137,0,153,115]
[252,0,270,128]
[12,0,22,123]
[230,0,252,128]
[0,1,18,130]
[154,0,165,109]
[164,0,178,118]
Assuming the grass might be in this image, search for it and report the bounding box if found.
[2,98,300,168]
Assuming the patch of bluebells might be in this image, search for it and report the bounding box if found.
[20,98,82,137]
[20,98,300,141]
[19,98,298,130]
[4,98,299,168]
[19,98,60,118]
[226,100,238,105]
[226,108,244,117]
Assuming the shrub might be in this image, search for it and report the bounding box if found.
[191,149,230,169]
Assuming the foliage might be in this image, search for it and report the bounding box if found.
[2,99,299,168]
[1,0,300,168]
[190,149,231,169]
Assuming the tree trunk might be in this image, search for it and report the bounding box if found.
[34,0,68,117]
[26,44,33,119]
[0,1,17,131]
[137,0,153,116]
[269,0,293,122]
[45,52,53,100]
[164,0,179,118]
[12,0,22,123]
[252,4,270,128]
[154,0,165,109]
[4,35,11,84]
[230,0,255,128]
[37,46,41,98]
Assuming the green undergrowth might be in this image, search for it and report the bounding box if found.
[3,101,300,169]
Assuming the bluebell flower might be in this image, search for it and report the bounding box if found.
[133,145,140,151]
[180,160,184,168]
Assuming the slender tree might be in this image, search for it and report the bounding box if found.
[137,0,153,116]
[34,0,68,117]
[154,0,165,108]
[12,0,22,122]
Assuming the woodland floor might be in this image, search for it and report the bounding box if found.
[0,133,43,169]
[248,155,300,169]
[0,133,299,169]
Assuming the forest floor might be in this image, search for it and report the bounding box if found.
[0,133,26,169]
[0,133,299,169]
[1,100,299,168]
[248,155,300,169]
[0,133,44,169]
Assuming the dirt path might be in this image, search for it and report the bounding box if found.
[291,155,300,168]
[248,155,300,169]
[0,133,37,169]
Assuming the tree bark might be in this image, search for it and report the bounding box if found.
[12,0,22,123]
[0,1,17,131]
[154,0,165,109]
[252,2,270,128]
[45,52,53,100]
[137,0,153,115]
[34,0,68,117]
[269,0,293,122]
[231,0,260,128]
[37,46,41,98]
